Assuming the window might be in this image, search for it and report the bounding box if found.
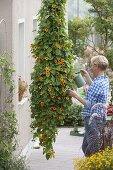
[31,17,38,69]
[18,19,25,79]
[33,16,38,40]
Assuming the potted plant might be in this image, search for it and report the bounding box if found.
[29,0,75,159]
[18,77,28,101]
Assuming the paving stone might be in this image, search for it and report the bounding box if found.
[28,128,84,170]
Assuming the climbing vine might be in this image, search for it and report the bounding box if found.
[30,0,75,159]
[0,54,16,168]
[0,53,28,170]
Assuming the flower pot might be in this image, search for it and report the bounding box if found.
[19,95,23,101]
[75,73,86,88]
[19,91,24,101]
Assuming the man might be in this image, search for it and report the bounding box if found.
[69,55,109,156]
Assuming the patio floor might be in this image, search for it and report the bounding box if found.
[28,127,84,170]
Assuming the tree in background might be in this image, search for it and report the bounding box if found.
[68,17,92,57]
[84,0,113,70]
[30,0,75,159]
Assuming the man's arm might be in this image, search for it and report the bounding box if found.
[69,90,87,106]
[81,69,92,85]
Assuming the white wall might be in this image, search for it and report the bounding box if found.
[0,0,12,53]
[12,0,41,155]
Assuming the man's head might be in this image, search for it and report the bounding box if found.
[91,55,109,76]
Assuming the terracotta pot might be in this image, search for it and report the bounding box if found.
[19,95,23,101]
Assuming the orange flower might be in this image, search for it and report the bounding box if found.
[62,87,66,92]
[48,88,51,92]
[37,56,40,60]
[42,138,47,143]
[45,67,50,76]
[62,63,65,67]
[39,76,43,81]
[58,61,61,65]
[39,86,42,89]
[46,72,50,76]
[41,132,45,136]
[61,59,64,62]
[50,106,56,111]
[50,107,54,111]
[53,107,56,110]
[45,67,50,72]
[50,96,55,99]
[47,151,55,158]
[45,57,48,61]
[60,77,65,83]
[56,43,60,49]
[51,4,56,8]
[38,134,42,139]
[36,56,42,64]
[44,28,48,32]
[34,46,39,50]
[59,108,63,112]
[57,97,61,100]
[55,71,59,76]
[72,75,75,79]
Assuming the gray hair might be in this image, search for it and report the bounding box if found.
[91,55,109,71]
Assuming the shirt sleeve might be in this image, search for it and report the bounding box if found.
[85,82,103,109]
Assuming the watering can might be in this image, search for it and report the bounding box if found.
[75,72,86,88]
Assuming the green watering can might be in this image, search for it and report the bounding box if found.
[75,72,86,88]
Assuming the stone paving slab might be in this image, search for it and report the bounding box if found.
[28,128,84,170]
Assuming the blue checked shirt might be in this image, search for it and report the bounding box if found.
[83,75,109,118]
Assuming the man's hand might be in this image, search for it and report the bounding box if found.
[83,85,89,93]
[68,90,77,98]
[69,89,87,106]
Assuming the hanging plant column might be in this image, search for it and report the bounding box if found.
[30,0,75,159]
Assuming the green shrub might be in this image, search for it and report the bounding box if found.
[0,156,29,170]
[57,103,83,126]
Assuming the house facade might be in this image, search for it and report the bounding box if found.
[0,0,41,157]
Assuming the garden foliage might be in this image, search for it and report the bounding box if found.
[30,0,75,159]
[74,147,113,170]
[0,54,28,170]
[57,103,83,126]
[84,0,113,70]
[68,17,92,57]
